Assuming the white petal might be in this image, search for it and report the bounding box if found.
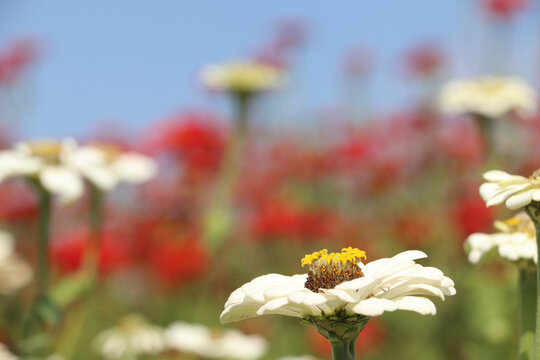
[351,298,397,316]
[40,166,84,202]
[113,153,157,184]
[483,170,513,181]
[479,183,500,202]
[287,290,329,305]
[505,189,534,209]
[220,304,262,324]
[393,296,437,315]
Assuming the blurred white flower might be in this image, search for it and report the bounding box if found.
[0,139,84,202]
[93,314,165,360]
[67,144,157,192]
[438,76,537,119]
[0,343,17,360]
[277,356,320,360]
[0,230,32,295]
[479,169,540,210]
[201,60,283,94]
[466,212,537,264]
[165,321,267,360]
[221,248,455,323]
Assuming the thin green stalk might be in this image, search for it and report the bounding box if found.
[84,184,104,273]
[524,205,540,359]
[330,339,355,360]
[518,268,536,360]
[21,182,54,345]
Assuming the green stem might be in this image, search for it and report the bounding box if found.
[518,268,536,360]
[84,184,104,273]
[202,92,252,251]
[330,338,355,360]
[524,205,540,359]
[473,114,495,163]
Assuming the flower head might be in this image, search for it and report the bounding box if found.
[466,212,537,264]
[220,249,455,324]
[479,169,540,209]
[0,230,32,294]
[93,314,165,360]
[201,60,283,94]
[165,322,267,360]
[438,76,537,119]
[0,139,84,202]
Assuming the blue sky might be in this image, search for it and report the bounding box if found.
[0,0,538,138]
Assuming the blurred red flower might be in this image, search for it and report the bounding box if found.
[308,319,386,357]
[394,213,432,248]
[145,112,225,173]
[403,43,443,78]
[0,182,37,221]
[147,236,209,288]
[480,0,527,20]
[0,38,38,85]
[51,228,131,275]
[451,192,494,239]
[251,200,337,241]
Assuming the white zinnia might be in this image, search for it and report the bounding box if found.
[221,250,455,323]
[201,60,283,93]
[438,76,537,119]
[93,315,165,360]
[0,139,85,202]
[66,144,157,192]
[165,322,267,360]
[479,170,540,210]
[0,230,32,295]
[466,212,537,264]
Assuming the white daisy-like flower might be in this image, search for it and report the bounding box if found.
[93,314,165,360]
[0,343,17,360]
[0,230,32,295]
[201,60,283,94]
[66,144,157,192]
[438,76,537,119]
[221,248,455,324]
[466,212,537,264]
[479,169,540,210]
[0,139,84,202]
[165,321,267,360]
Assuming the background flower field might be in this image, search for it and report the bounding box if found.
[0,1,539,359]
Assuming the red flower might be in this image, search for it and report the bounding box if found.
[51,228,131,275]
[452,192,494,239]
[147,236,209,288]
[0,182,37,221]
[0,38,38,85]
[394,214,432,248]
[403,43,444,78]
[308,319,386,357]
[251,200,337,241]
[481,0,527,20]
[145,112,225,173]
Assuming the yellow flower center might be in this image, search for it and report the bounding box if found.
[28,140,62,164]
[301,247,366,293]
[494,212,535,237]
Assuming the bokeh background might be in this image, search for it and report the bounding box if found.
[1,0,540,359]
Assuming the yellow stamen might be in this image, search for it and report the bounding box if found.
[301,247,366,267]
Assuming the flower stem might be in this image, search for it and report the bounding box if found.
[330,338,355,360]
[518,267,536,360]
[21,182,55,342]
[83,183,104,274]
[524,205,540,359]
[303,313,369,360]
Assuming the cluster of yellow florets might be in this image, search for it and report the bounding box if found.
[301,247,367,267]
[494,212,535,237]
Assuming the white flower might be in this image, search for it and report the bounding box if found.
[479,170,540,210]
[466,212,537,264]
[0,139,84,202]
[277,356,320,360]
[165,322,267,360]
[221,248,455,324]
[93,314,165,360]
[201,60,283,93]
[438,76,537,119]
[0,230,32,295]
[66,144,157,192]
[0,343,17,360]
